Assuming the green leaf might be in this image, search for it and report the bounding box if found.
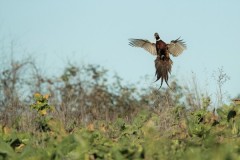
[0,140,15,159]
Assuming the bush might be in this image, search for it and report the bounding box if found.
[0,56,239,159]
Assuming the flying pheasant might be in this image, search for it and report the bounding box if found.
[129,33,186,88]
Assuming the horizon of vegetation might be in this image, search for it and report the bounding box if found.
[1,41,240,159]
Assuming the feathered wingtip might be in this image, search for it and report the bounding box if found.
[171,37,187,49]
[154,56,173,89]
[128,38,136,47]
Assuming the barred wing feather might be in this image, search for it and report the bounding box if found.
[168,38,187,57]
[129,39,157,55]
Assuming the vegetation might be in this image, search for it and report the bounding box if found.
[0,55,239,160]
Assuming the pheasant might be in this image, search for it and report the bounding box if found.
[129,33,186,88]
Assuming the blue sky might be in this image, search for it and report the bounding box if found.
[0,0,240,99]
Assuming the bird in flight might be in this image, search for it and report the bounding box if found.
[129,33,187,88]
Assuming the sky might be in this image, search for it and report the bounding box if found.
[0,0,240,99]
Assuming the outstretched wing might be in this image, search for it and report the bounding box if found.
[168,38,187,57]
[129,39,157,55]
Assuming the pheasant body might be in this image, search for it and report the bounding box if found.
[129,33,186,88]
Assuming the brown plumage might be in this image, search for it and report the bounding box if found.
[155,56,173,87]
[129,33,186,88]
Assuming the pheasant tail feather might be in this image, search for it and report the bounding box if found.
[154,56,173,88]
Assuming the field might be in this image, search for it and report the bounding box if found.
[0,58,240,160]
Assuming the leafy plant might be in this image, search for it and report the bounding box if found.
[30,93,54,132]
